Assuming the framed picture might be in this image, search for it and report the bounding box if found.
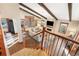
[58,22,68,34]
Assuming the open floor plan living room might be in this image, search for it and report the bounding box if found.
[0,3,79,56]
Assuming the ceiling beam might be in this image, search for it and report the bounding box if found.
[68,3,72,21]
[19,3,47,19]
[38,3,58,20]
[19,8,41,19]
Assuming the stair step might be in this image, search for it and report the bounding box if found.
[12,48,48,56]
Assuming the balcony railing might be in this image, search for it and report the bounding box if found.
[32,27,79,56]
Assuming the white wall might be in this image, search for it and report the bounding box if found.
[53,20,79,35]
[0,3,22,42]
[67,21,79,32]
[20,10,33,19]
[0,3,19,19]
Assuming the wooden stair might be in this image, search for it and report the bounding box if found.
[12,48,48,56]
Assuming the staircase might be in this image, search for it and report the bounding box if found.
[9,27,79,56]
[1,27,79,56]
[31,27,79,56]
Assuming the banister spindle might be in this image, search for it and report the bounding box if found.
[41,27,45,49]
[62,40,68,56]
[74,46,79,56]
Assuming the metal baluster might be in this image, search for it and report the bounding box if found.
[49,35,55,56]
[41,27,45,49]
[45,32,49,54]
[57,38,63,56]
[44,32,48,53]
[62,40,68,56]
[43,32,46,48]
[47,33,50,55]
[48,34,52,55]
[53,37,59,56]
[50,35,57,56]
[74,46,79,56]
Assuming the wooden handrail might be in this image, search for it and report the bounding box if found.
[32,27,79,45]
[31,27,79,56]
[41,27,45,49]
[45,30,79,45]
[32,31,43,37]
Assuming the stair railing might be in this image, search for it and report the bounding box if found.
[32,27,79,56]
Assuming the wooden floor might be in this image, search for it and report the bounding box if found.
[9,34,40,55]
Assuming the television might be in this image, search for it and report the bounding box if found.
[47,21,54,26]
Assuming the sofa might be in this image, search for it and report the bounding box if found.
[28,26,42,42]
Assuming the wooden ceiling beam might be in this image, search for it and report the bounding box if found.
[38,3,58,20]
[19,8,41,19]
[68,3,72,21]
[19,3,47,19]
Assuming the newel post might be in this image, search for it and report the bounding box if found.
[41,27,45,49]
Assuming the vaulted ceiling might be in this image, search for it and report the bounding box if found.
[19,3,79,21]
